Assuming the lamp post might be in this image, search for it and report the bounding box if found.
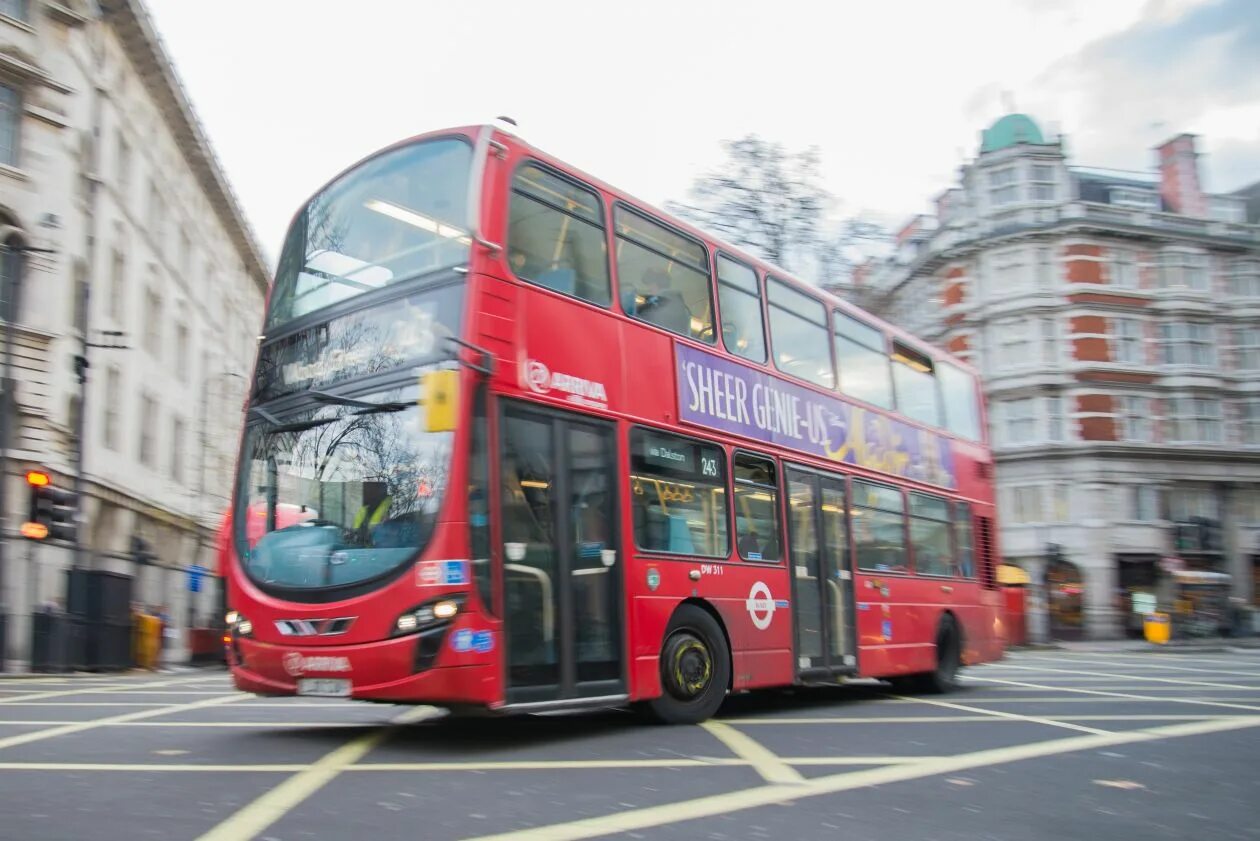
[193,369,243,627]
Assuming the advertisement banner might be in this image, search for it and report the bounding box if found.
[676,343,956,488]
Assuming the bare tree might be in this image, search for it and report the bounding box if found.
[667,136,830,271]
[816,218,894,287]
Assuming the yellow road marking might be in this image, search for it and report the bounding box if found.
[193,706,442,841]
[465,716,1260,841]
[700,720,804,784]
[888,693,1112,735]
[0,694,243,750]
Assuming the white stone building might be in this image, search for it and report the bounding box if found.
[856,114,1260,640]
[0,0,269,663]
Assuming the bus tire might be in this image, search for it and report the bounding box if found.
[920,615,962,694]
[647,605,730,725]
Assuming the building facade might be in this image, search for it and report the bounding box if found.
[0,0,269,662]
[860,114,1260,640]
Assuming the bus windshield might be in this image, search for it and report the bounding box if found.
[236,382,452,592]
[266,137,473,328]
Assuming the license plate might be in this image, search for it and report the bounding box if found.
[297,678,351,697]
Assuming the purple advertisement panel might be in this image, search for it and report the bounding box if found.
[676,343,956,489]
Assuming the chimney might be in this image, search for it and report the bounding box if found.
[1156,134,1205,216]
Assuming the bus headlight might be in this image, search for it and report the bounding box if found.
[227,611,253,638]
[393,597,464,637]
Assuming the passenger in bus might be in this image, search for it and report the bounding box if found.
[632,268,692,335]
[738,527,764,559]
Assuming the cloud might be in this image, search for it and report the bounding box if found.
[1033,0,1260,185]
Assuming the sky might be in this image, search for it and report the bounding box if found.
[145,0,1260,269]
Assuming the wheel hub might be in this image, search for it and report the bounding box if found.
[670,637,712,699]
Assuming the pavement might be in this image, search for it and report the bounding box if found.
[0,649,1258,840]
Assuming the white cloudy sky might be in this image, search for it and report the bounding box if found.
[145,0,1260,266]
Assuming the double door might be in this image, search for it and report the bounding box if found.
[498,403,625,705]
[785,467,856,674]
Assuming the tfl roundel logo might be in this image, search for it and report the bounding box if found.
[524,359,551,394]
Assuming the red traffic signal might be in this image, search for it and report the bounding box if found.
[25,470,50,487]
[22,469,77,542]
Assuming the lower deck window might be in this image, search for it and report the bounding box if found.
[851,479,907,572]
[630,429,728,556]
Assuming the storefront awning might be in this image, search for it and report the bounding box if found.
[997,564,1031,585]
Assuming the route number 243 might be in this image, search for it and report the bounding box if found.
[700,456,719,477]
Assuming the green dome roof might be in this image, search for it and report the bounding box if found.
[981,114,1045,153]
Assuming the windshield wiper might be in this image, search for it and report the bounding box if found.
[308,389,410,413]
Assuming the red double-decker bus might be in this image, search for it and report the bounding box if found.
[224,123,1004,723]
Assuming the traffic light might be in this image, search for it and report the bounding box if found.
[21,470,77,542]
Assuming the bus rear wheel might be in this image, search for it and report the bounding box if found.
[647,605,730,725]
[890,616,962,694]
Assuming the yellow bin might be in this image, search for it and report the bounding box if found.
[1144,612,1171,645]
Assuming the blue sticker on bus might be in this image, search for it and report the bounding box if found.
[881,619,893,641]
[450,629,473,653]
[857,603,870,611]
[774,599,790,608]
[747,552,762,561]
[443,560,468,585]
[471,630,494,653]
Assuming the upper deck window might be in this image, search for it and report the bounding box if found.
[767,278,834,389]
[891,342,941,427]
[267,138,472,329]
[508,164,610,306]
[716,256,766,363]
[939,361,981,441]
[834,311,892,408]
[615,207,715,343]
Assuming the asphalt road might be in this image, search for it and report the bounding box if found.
[1,649,1259,841]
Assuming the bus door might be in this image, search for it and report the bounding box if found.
[785,466,857,676]
[497,402,625,706]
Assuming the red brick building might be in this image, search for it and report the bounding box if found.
[860,114,1260,640]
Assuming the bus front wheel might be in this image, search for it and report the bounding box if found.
[647,605,730,725]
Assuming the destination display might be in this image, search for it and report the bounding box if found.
[254,283,463,402]
[675,343,956,489]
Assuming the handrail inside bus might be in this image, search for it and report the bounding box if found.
[467,125,504,255]
[445,336,495,376]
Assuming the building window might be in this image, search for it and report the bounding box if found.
[994,319,1033,369]
[175,322,189,377]
[1110,188,1160,210]
[179,229,192,277]
[0,0,28,21]
[1157,251,1209,292]
[1160,322,1214,367]
[1130,486,1162,522]
[0,83,18,167]
[1009,485,1044,524]
[990,247,1028,293]
[1229,258,1260,298]
[143,290,162,355]
[1040,315,1057,365]
[115,131,131,194]
[1050,484,1070,522]
[1120,396,1153,442]
[1030,164,1056,202]
[102,367,121,450]
[1035,246,1055,286]
[1111,248,1138,289]
[170,416,185,483]
[1166,396,1223,444]
[996,397,1038,445]
[108,249,125,322]
[148,181,166,248]
[138,394,157,466]
[1112,318,1144,365]
[988,166,1020,207]
[1235,327,1260,371]
[1167,487,1219,522]
[1241,399,1260,447]
[1046,395,1063,442]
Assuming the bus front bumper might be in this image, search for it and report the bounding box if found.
[229,632,498,706]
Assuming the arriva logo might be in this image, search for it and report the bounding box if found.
[520,358,608,404]
[283,652,352,677]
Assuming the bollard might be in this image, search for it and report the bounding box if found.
[1144,612,1171,645]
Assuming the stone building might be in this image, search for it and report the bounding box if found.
[0,0,268,661]
[859,114,1260,640]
